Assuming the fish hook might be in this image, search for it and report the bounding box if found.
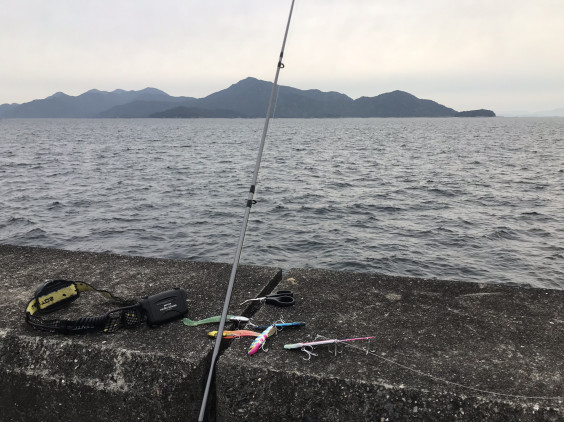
[332,340,346,356]
[301,346,318,361]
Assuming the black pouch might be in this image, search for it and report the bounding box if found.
[139,288,188,326]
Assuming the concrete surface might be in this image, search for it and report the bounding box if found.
[2,244,564,421]
[216,268,564,421]
[0,244,282,421]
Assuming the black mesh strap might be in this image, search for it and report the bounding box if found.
[103,306,145,333]
[26,306,145,334]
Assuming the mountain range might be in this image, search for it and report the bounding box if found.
[0,77,496,119]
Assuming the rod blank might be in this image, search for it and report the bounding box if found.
[197,2,296,421]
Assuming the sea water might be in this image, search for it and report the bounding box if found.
[1,117,563,289]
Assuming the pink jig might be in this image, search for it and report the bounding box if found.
[248,324,277,355]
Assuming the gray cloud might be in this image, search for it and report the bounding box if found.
[1,0,563,113]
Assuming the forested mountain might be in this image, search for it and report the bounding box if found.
[0,77,495,118]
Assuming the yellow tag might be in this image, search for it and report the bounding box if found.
[37,284,78,310]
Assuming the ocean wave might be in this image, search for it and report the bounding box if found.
[1,117,563,289]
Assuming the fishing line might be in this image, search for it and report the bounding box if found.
[316,335,564,402]
[198,2,296,421]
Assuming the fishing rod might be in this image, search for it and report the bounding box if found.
[197,1,296,420]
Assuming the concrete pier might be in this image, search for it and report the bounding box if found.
[217,269,564,421]
[0,245,281,421]
[1,244,563,421]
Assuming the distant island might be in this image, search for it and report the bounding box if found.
[454,109,496,117]
[0,77,496,119]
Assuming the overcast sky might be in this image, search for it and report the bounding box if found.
[2,0,563,114]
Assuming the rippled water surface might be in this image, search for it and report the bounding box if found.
[1,117,563,289]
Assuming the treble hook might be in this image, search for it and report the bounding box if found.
[301,345,318,361]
